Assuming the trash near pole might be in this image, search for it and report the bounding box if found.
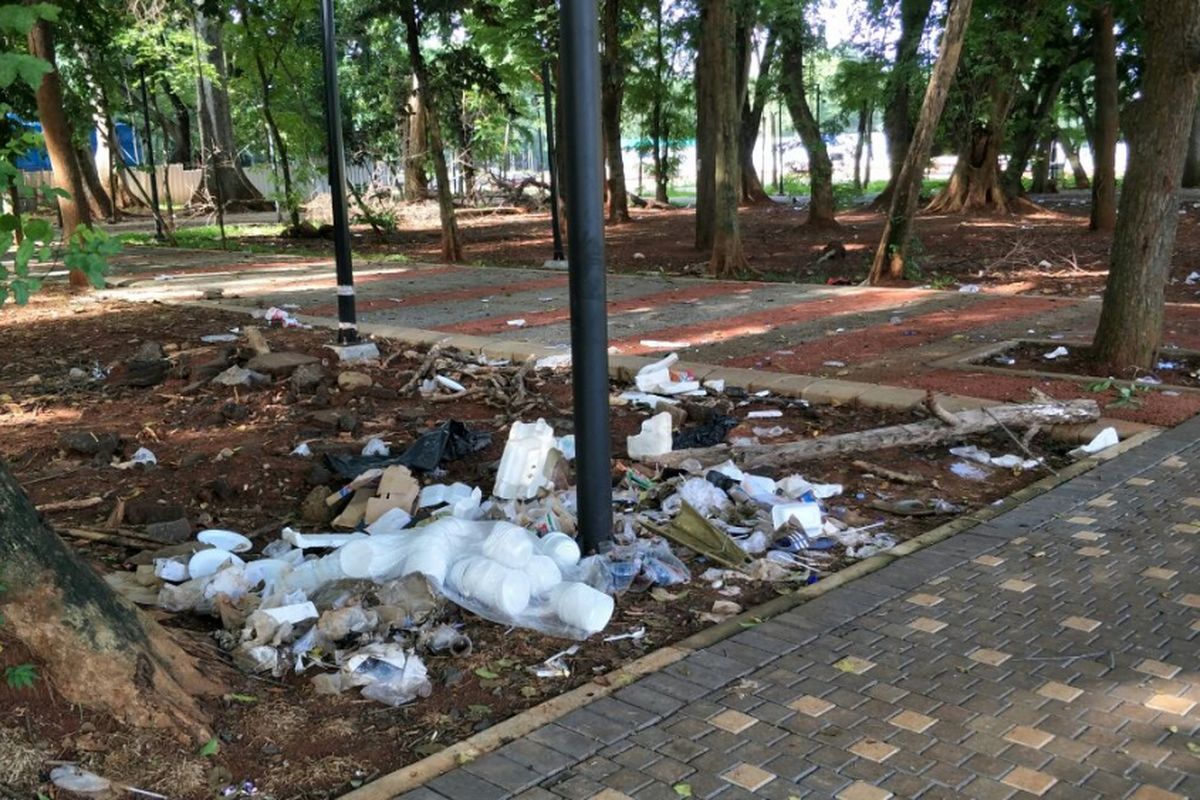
[541,59,566,265]
[559,0,613,553]
[320,0,358,345]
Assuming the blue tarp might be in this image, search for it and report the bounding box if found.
[10,115,140,170]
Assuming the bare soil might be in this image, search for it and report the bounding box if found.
[2,291,1075,799]
[986,341,1200,389]
[223,195,1200,303]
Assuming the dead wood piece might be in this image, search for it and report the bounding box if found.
[924,391,960,425]
[851,460,924,485]
[656,400,1100,470]
[37,496,105,513]
[244,327,270,355]
[63,527,167,549]
[399,345,442,395]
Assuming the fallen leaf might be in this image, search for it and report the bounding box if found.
[198,737,220,757]
[474,668,500,680]
[673,783,693,797]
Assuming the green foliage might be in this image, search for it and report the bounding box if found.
[199,737,221,757]
[1086,378,1151,409]
[5,663,38,690]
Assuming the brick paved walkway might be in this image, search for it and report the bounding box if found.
[395,416,1200,800]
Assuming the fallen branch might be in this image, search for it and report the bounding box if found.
[36,496,105,513]
[851,460,924,485]
[655,399,1101,470]
[62,527,166,549]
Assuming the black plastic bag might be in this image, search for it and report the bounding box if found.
[326,420,492,478]
[672,414,737,450]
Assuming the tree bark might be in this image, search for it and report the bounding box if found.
[651,0,670,204]
[872,0,934,209]
[779,21,837,227]
[27,19,92,288]
[0,458,218,739]
[1091,0,1200,372]
[403,78,429,201]
[76,145,114,220]
[1002,54,1070,195]
[1182,97,1200,187]
[1090,3,1119,231]
[739,29,777,204]
[853,101,869,191]
[694,3,717,250]
[698,0,747,275]
[192,10,263,208]
[1029,134,1056,193]
[1058,128,1090,188]
[400,1,462,262]
[868,0,973,284]
[163,83,194,166]
[601,0,630,222]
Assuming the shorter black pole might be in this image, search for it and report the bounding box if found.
[559,2,612,553]
[541,59,565,262]
[320,0,358,344]
[138,69,165,242]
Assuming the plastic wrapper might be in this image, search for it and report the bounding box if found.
[673,414,738,449]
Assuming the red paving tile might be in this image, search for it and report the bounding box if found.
[434,280,760,335]
[306,272,566,317]
[726,296,1071,372]
[607,287,936,354]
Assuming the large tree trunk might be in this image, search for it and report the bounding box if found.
[1090,3,1119,231]
[694,8,717,250]
[192,10,263,208]
[601,0,630,222]
[403,78,429,201]
[1182,98,1200,187]
[872,0,934,209]
[698,0,747,275]
[853,101,869,191]
[868,0,973,284]
[779,21,837,227]
[27,19,92,289]
[1059,128,1090,188]
[1091,1,1200,372]
[650,0,671,204]
[163,83,194,166]
[1029,134,1056,193]
[925,86,1030,214]
[0,459,218,739]
[739,29,777,204]
[400,1,462,262]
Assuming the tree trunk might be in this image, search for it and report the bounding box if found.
[400,1,462,262]
[1182,98,1200,187]
[873,0,934,209]
[739,29,777,204]
[1029,134,1056,193]
[192,10,263,208]
[163,83,194,166]
[779,21,837,227]
[0,458,218,739]
[1002,55,1070,195]
[76,144,114,220]
[698,0,747,275]
[239,0,299,228]
[403,78,429,201]
[694,7,717,250]
[1059,128,1090,188]
[925,84,1033,214]
[651,0,670,204]
[868,0,973,284]
[601,0,630,222]
[1090,3,1119,231]
[1091,1,1200,372]
[27,19,92,288]
[853,101,869,191]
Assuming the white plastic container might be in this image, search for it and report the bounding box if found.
[538,532,582,569]
[188,548,244,578]
[261,601,319,625]
[493,419,558,500]
[482,522,536,568]
[550,582,614,635]
[526,554,563,596]
[771,502,823,535]
[627,412,673,460]
[197,529,253,553]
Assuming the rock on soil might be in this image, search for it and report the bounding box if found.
[337,371,373,391]
[245,351,320,377]
[213,365,271,388]
[290,362,327,392]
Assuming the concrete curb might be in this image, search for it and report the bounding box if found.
[185,299,1156,446]
[336,426,1159,800]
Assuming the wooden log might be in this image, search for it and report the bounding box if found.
[654,400,1101,470]
[36,496,104,512]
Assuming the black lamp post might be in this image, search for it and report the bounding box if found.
[320,0,358,344]
[559,0,613,553]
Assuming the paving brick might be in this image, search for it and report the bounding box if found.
[425,768,509,800]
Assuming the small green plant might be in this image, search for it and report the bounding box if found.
[1086,378,1152,408]
[5,663,38,690]
[928,273,956,290]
